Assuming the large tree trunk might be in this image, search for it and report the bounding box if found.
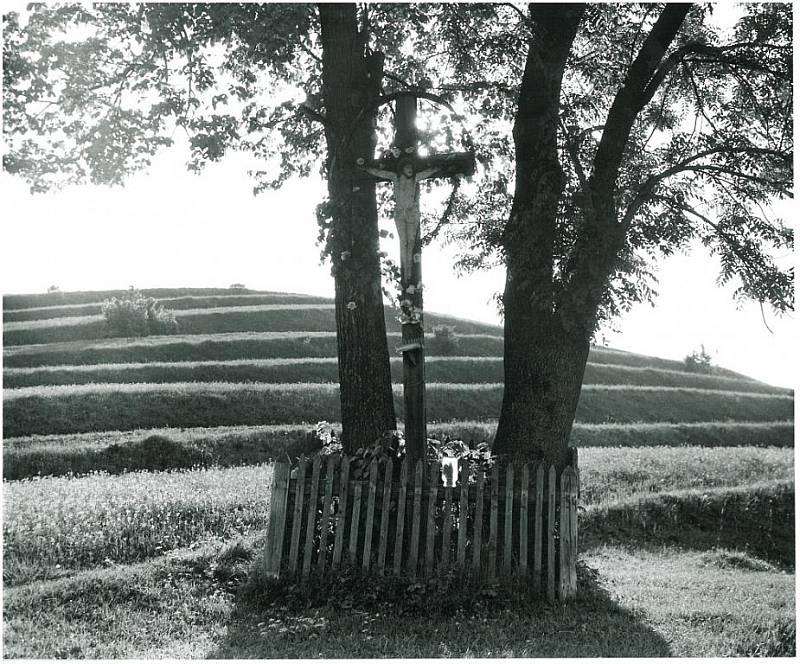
[494,4,690,470]
[493,4,586,469]
[319,4,396,451]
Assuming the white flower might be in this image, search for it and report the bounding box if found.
[346,301,357,310]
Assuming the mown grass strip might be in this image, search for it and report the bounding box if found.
[5,356,788,394]
[3,293,333,322]
[3,287,282,309]
[3,305,500,346]
[3,420,793,480]
[3,381,793,438]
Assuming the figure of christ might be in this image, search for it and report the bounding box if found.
[362,159,441,281]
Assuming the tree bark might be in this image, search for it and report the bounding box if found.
[493,3,587,469]
[319,4,396,451]
[494,4,691,470]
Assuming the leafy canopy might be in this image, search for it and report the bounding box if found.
[3,3,793,320]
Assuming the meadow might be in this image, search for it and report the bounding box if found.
[2,287,795,658]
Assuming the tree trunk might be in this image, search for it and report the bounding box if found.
[493,4,586,470]
[319,4,396,451]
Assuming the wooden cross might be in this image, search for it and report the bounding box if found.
[357,93,475,460]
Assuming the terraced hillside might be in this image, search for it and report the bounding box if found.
[3,288,794,658]
[3,287,793,456]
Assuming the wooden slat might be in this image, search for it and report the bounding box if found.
[533,464,544,592]
[457,458,469,569]
[362,459,379,573]
[377,459,394,575]
[264,461,291,578]
[547,464,556,602]
[349,479,363,566]
[487,463,499,581]
[567,467,579,597]
[331,456,351,569]
[424,461,440,577]
[287,458,307,575]
[301,456,321,580]
[316,456,336,576]
[393,457,410,576]
[441,464,453,569]
[472,470,485,575]
[503,463,514,575]
[519,463,530,577]
[408,460,424,579]
[559,468,574,602]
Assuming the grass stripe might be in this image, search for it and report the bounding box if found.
[4,357,790,394]
[3,382,792,437]
[3,293,333,321]
[3,306,501,345]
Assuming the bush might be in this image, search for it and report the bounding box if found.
[229,283,246,290]
[684,344,714,373]
[46,285,61,293]
[427,325,460,355]
[101,288,178,338]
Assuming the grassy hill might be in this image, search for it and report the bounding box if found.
[2,288,794,658]
[3,287,793,451]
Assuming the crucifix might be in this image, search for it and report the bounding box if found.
[358,93,475,460]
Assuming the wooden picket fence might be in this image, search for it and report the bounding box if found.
[263,452,579,601]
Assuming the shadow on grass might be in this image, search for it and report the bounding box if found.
[581,481,795,571]
[207,560,672,658]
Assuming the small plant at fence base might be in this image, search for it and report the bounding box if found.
[101,287,178,338]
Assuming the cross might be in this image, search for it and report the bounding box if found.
[357,93,475,460]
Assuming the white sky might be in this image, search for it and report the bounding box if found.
[0,138,795,389]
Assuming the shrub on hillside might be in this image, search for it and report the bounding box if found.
[427,325,460,355]
[229,283,246,290]
[684,345,714,374]
[101,287,178,338]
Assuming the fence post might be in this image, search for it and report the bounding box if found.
[264,461,291,578]
[546,465,556,603]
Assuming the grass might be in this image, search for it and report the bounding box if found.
[2,332,505,367]
[3,488,794,658]
[4,381,792,437]
[3,304,501,345]
[5,356,790,394]
[3,448,792,585]
[3,464,274,585]
[3,293,332,322]
[3,421,794,480]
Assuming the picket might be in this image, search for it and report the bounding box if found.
[408,460,424,579]
[265,455,580,601]
[424,461,440,576]
[377,458,394,575]
[393,458,409,575]
[472,470,485,575]
[362,460,379,572]
[264,461,290,578]
[301,456,322,580]
[503,464,514,575]
[488,464,499,581]
[533,464,544,592]
[519,463,529,577]
[441,464,453,568]
[349,478,363,566]
[547,465,556,602]
[457,458,469,568]
[287,458,307,575]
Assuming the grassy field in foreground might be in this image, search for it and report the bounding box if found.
[3,502,793,658]
[2,420,794,480]
[4,381,791,437]
[3,447,792,586]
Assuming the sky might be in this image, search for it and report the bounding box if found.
[1,136,795,389]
